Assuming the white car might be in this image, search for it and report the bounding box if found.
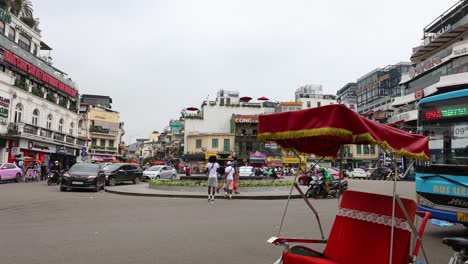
[350,168,367,179]
[143,165,177,180]
[238,166,254,177]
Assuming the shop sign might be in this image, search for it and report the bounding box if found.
[0,95,9,126]
[424,24,452,46]
[3,50,77,97]
[283,157,300,164]
[235,117,258,123]
[0,9,11,24]
[56,146,75,155]
[409,57,443,78]
[414,88,424,101]
[362,74,390,90]
[20,140,55,153]
[11,147,21,155]
[249,151,266,159]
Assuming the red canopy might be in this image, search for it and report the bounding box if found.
[186,107,199,111]
[257,104,429,160]
[257,96,269,101]
[240,96,252,102]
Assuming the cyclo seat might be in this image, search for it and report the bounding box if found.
[442,237,468,252]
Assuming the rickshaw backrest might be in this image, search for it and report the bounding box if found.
[323,190,416,264]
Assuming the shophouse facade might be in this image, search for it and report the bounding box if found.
[0,9,81,167]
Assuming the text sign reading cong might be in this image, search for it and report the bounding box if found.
[3,50,77,97]
[423,105,468,120]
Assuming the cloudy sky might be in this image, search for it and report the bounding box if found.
[34,0,457,142]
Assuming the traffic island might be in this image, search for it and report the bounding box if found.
[105,180,304,200]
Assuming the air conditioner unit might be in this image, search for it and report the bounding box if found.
[202,147,206,151]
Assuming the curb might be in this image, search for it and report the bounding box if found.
[104,188,302,200]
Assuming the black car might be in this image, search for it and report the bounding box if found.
[103,163,143,186]
[61,163,105,192]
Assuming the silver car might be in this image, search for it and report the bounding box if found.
[143,165,177,180]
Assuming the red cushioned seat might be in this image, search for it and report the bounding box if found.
[279,190,417,264]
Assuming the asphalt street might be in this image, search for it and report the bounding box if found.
[0,180,465,264]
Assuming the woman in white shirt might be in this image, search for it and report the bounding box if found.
[205,156,220,203]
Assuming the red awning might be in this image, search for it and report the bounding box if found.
[257,104,429,160]
[257,96,269,101]
[240,96,252,102]
[186,107,199,111]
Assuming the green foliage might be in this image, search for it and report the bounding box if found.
[149,179,294,187]
[10,0,33,17]
[20,15,35,27]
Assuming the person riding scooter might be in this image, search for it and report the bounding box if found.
[314,165,333,194]
[47,161,62,185]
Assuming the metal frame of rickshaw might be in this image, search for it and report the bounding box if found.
[268,141,432,264]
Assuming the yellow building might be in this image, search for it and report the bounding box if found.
[186,133,235,155]
[80,105,124,161]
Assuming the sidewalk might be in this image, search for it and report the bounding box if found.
[105,183,305,200]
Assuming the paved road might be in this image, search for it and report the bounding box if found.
[0,180,465,264]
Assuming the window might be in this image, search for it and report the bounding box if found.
[100,139,105,147]
[196,139,202,148]
[7,26,14,41]
[0,21,4,35]
[91,139,97,146]
[364,144,370,155]
[18,34,30,51]
[370,145,375,154]
[46,114,52,129]
[212,138,218,148]
[78,120,82,128]
[317,102,321,107]
[14,104,22,123]
[356,144,362,154]
[223,139,230,151]
[109,140,114,148]
[32,109,39,126]
[69,122,74,135]
[58,118,64,132]
[307,101,311,108]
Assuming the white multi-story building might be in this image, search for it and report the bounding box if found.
[183,89,275,155]
[0,9,81,166]
[295,84,337,109]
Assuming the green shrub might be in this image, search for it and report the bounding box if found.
[149,179,293,187]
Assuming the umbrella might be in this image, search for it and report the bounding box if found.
[257,104,429,160]
[240,96,252,102]
[257,96,269,101]
[186,107,199,111]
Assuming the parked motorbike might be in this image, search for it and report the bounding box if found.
[370,167,392,180]
[443,237,468,263]
[305,176,348,199]
[47,170,62,185]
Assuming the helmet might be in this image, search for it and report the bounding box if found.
[227,161,232,166]
[55,161,59,164]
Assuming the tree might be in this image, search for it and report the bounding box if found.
[0,0,10,10]
[9,0,33,18]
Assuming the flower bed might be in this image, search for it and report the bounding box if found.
[148,180,294,192]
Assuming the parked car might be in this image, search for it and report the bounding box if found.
[103,163,143,186]
[0,163,22,182]
[350,168,367,179]
[60,163,105,192]
[143,165,177,180]
[298,168,340,185]
[238,166,254,177]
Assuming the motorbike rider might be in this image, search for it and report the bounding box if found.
[315,165,333,194]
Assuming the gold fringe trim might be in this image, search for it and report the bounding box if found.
[258,127,429,161]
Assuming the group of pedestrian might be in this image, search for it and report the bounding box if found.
[205,156,238,203]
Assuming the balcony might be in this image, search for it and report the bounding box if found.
[23,124,38,135]
[89,126,118,136]
[66,136,75,144]
[53,133,65,142]
[40,129,53,138]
